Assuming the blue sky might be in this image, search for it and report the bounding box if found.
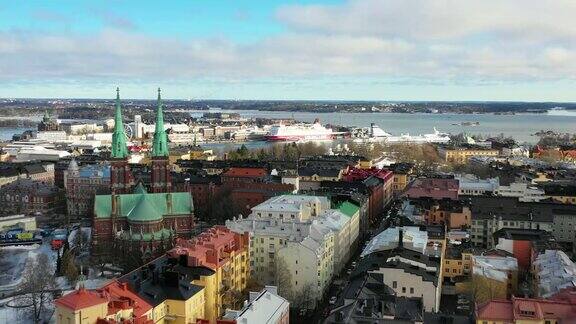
[0,0,575,101]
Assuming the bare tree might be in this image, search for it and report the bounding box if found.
[275,258,293,301]
[71,228,90,252]
[16,254,56,323]
[292,283,315,310]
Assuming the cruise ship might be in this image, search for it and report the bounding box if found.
[265,119,335,142]
[355,124,451,143]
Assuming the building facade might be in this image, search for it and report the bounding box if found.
[65,160,110,218]
[219,286,289,324]
[168,226,250,322]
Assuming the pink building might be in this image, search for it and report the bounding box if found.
[404,177,459,200]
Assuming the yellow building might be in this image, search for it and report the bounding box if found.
[438,146,499,164]
[357,160,373,169]
[443,249,473,280]
[388,163,413,195]
[167,226,251,322]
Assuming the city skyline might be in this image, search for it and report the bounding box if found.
[1,0,576,101]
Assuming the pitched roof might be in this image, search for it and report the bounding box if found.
[94,191,193,221]
[55,287,108,311]
[101,280,153,318]
[338,201,360,218]
[475,300,514,321]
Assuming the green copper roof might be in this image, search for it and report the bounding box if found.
[43,110,50,122]
[94,191,193,222]
[338,201,360,218]
[152,88,169,157]
[111,87,129,159]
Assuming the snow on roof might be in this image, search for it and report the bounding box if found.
[473,255,518,282]
[223,286,289,323]
[361,226,428,257]
[534,250,576,298]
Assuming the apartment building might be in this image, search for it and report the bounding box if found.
[469,197,562,248]
[219,286,289,324]
[226,195,359,308]
[438,145,499,164]
[55,271,207,324]
[456,175,499,196]
[167,226,250,322]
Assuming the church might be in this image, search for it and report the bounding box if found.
[92,88,195,258]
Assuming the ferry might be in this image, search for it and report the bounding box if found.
[265,119,335,142]
[355,124,451,143]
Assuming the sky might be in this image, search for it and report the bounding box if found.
[0,0,576,101]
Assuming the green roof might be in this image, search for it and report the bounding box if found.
[337,201,360,218]
[94,190,193,222]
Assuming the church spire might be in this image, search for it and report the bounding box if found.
[111,87,129,159]
[152,88,169,157]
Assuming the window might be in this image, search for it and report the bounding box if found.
[393,281,397,288]
[410,288,414,294]
[402,287,406,293]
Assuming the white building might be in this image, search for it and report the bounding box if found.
[456,175,499,196]
[534,250,576,298]
[132,114,190,139]
[13,146,71,162]
[501,146,530,157]
[222,286,289,324]
[0,214,36,231]
[60,123,103,135]
[226,195,359,308]
[34,131,67,142]
[278,228,335,309]
[496,182,546,202]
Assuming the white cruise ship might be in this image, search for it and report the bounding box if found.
[265,120,335,142]
[355,124,451,143]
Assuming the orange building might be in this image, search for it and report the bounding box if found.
[424,201,471,229]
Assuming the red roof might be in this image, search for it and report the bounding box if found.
[168,225,248,270]
[101,281,153,318]
[476,299,514,321]
[222,167,267,178]
[476,296,576,321]
[343,167,393,182]
[55,281,154,321]
[55,287,108,311]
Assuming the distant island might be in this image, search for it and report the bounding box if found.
[0,98,575,123]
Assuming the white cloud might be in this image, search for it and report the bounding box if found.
[1,0,576,85]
